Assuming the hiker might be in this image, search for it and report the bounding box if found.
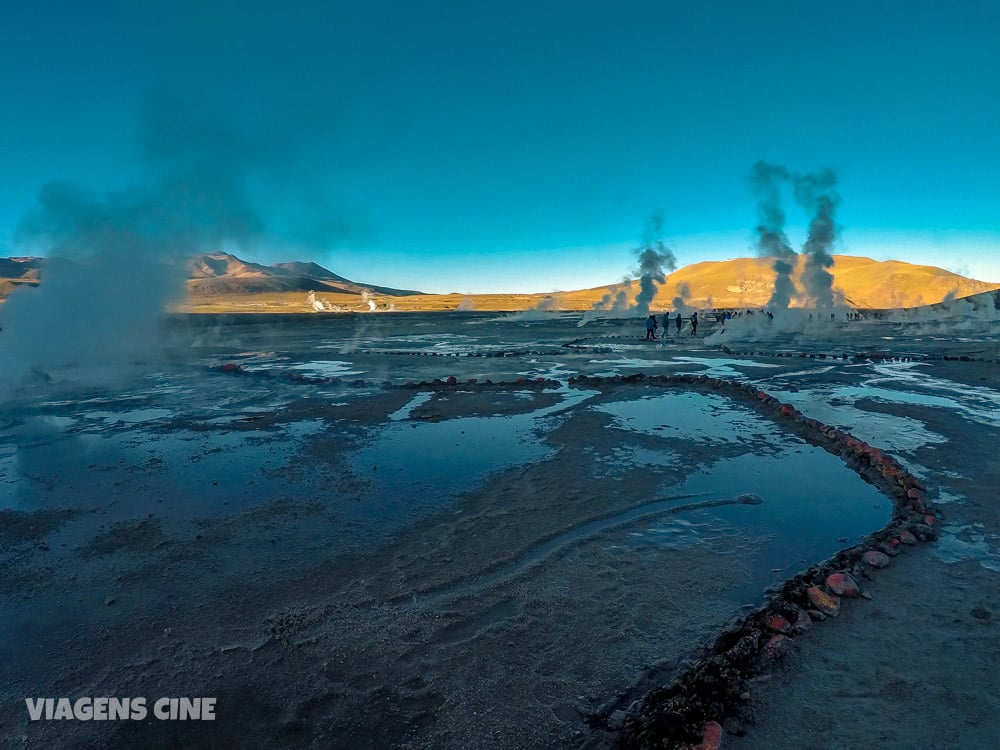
[690,311,698,336]
[644,315,657,340]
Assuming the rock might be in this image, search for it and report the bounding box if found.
[790,608,812,634]
[898,531,918,545]
[806,586,841,616]
[765,614,791,633]
[862,550,891,568]
[764,634,792,659]
[691,720,724,750]
[825,572,860,597]
[608,709,627,730]
[877,538,902,557]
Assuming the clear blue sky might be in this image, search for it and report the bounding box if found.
[2,1,998,293]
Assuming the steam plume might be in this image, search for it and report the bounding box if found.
[1,92,364,393]
[672,281,693,314]
[633,213,677,314]
[749,161,797,310]
[792,169,840,309]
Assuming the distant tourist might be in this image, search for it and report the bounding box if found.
[690,311,698,336]
[645,315,657,340]
[675,312,682,334]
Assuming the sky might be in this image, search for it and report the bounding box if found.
[2,0,999,294]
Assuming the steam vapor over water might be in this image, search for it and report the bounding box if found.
[750,161,797,311]
[793,169,840,309]
[633,213,677,315]
[749,161,842,312]
[578,213,676,326]
[0,93,364,394]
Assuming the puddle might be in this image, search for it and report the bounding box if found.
[670,357,782,377]
[767,388,948,454]
[388,392,435,421]
[593,392,787,448]
[865,362,1000,427]
[342,390,597,539]
[934,522,1000,572]
[81,408,175,424]
[344,413,553,532]
[670,448,889,582]
[589,358,685,371]
[249,360,365,378]
[517,361,578,381]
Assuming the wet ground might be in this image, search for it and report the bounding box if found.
[1,311,998,748]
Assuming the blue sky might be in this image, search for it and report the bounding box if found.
[2,1,998,293]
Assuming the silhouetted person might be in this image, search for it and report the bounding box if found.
[645,315,657,340]
[690,311,698,336]
[675,312,682,334]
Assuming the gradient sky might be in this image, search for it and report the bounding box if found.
[2,1,999,293]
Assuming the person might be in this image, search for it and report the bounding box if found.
[644,314,656,340]
[675,312,682,334]
[690,311,698,336]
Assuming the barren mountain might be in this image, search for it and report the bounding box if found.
[2,252,997,312]
[184,252,424,297]
[563,255,999,311]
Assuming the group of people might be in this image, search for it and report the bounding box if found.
[644,311,698,339]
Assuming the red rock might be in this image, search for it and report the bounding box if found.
[898,531,918,545]
[765,614,791,633]
[690,720,724,750]
[825,572,860,597]
[756,390,767,400]
[881,464,902,480]
[878,538,902,557]
[862,550,891,568]
[923,515,937,527]
[764,634,792,659]
[806,586,841,616]
[907,487,925,501]
[446,376,457,385]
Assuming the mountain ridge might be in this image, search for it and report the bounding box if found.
[1,252,998,311]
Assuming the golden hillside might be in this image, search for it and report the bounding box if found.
[172,254,999,313]
[5,253,997,313]
[561,255,1000,312]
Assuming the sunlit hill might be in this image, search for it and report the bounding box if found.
[1,252,997,313]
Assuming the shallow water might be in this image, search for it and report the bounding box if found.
[595,391,787,448]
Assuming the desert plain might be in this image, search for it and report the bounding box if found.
[1,299,998,749]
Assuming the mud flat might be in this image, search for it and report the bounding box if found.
[1,312,998,748]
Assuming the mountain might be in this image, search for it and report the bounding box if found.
[562,255,1000,311]
[185,252,424,297]
[2,252,997,311]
